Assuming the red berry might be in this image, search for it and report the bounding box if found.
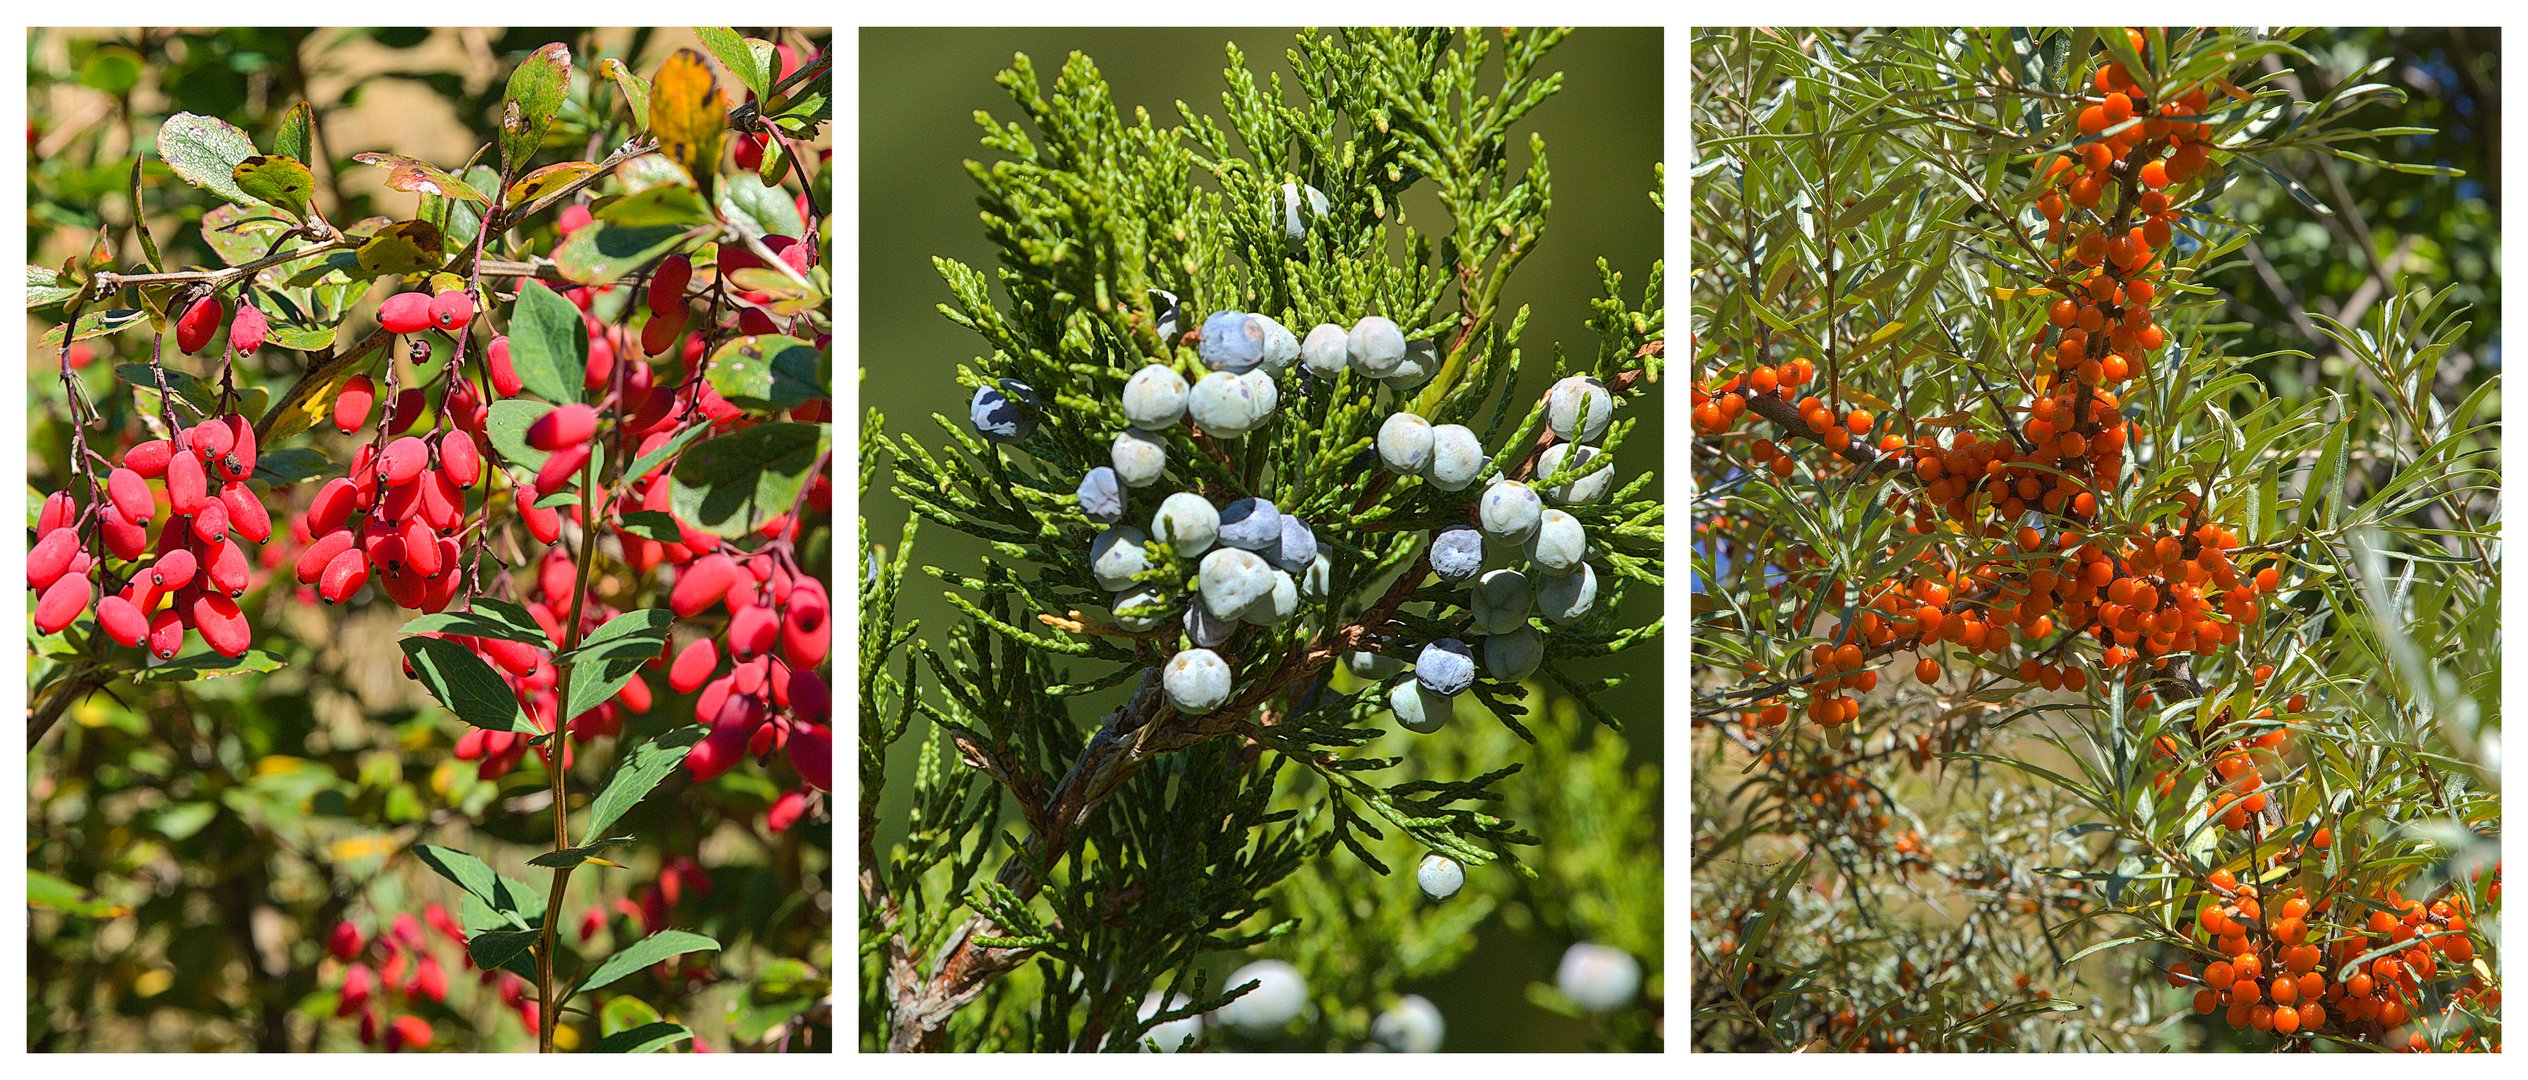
[428,289,474,332]
[319,548,371,604]
[336,375,376,433]
[378,292,432,335]
[647,255,692,317]
[176,295,225,354]
[167,451,209,515]
[488,335,524,397]
[35,574,92,634]
[788,722,832,791]
[221,484,273,543]
[379,436,431,487]
[106,467,153,524]
[556,204,593,236]
[229,305,269,355]
[147,607,186,658]
[670,555,740,617]
[30,529,81,590]
[437,431,482,487]
[123,439,174,479]
[534,443,591,494]
[97,594,149,647]
[669,636,720,693]
[193,592,251,657]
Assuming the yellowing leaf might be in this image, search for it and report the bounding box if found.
[506,161,600,209]
[356,220,447,276]
[650,49,728,181]
[329,834,400,861]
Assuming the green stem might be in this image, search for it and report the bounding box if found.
[534,446,606,1052]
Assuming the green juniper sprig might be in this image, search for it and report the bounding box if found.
[863,27,1663,1053]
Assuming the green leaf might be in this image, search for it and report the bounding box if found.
[500,43,575,176]
[717,172,806,240]
[695,28,768,101]
[26,265,83,309]
[29,870,130,918]
[704,334,826,410]
[487,398,557,473]
[571,930,720,1000]
[468,927,541,974]
[669,421,830,539]
[36,308,148,350]
[591,1021,693,1054]
[550,185,712,286]
[399,597,552,646]
[580,725,706,842]
[528,836,637,868]
[158,112,258,205]
[232,155,316,220]
[505,281,589,405]
[560,608,674,723]
[272,100,314,163]
[413,845,542,929]
[399,636,536,734]
[135,649,287,683]
[78,45,144,95]
[249,447,332,487]
[615,510,684,542]
[598,57,653,131]
[621,419,713,485]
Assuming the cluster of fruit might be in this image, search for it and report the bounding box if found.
[325,906,474,1052]
[2172,869,2491,1047]
[30,412,268,658]
[1688,32,2274,733]
[1349,373,1614,732]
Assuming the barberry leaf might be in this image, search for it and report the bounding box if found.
[650,49,728,182]
[717,173,805,240]
[694,28,767,102]
[704,334,826,410]
[351,152,491,206]
[571,929,720,1000]
[26,265,81,309]
[134,648,286,683]
[272,100,314,164]
[598,57,652,131]
[34,308,144,351]
[527,837,636,868]
[580,725,706,842]
[232,154,315,221]
[669,421,830,538]
[413,844,542,929]
[400,597,551,646]
[467,928,542,982]
[399,636,538,735]
[560,608,674,722]
[157,112,257,205]
[499,43,573,177]
[505,160,600,210]
[198,203,294,267]
[592,1021,693,1054]
[504,281,590,404]
[354,220,447,275]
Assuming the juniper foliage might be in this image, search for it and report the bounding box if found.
[862,28,1664,1052]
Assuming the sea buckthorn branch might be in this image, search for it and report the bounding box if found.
[1692,27,2496,1052]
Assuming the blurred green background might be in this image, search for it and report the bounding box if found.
[859,27,1663,1050]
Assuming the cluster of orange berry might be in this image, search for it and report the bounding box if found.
[2171,868,2493,1048]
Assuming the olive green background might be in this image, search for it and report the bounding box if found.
[859,27,1665,1050]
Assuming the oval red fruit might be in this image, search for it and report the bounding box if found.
[377,292,432,335]
[106,467,154,523]
[35,574,93,634]
[488,336,523,396]
[428,289,474,332]
[176,295,225,354]
[229,305,269,355]
[527,404,598,451]
[335,375,377,433]
[647,255,693,316]
[437,431,482,487]
[319,548,371,604]
[30,529,81,590]
[668,637,719,693]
